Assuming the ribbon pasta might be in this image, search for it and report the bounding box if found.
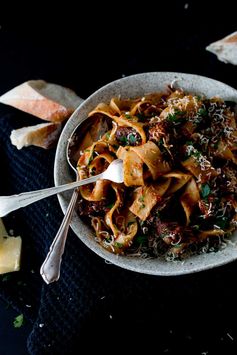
[76,90,237,258]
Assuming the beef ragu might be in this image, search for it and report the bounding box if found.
[76,89,237,260]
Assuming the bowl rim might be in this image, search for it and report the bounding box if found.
[54,71,237,276]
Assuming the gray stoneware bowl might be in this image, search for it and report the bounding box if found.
[54,72,237,276]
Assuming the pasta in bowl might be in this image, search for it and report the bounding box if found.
[54,72,237,275]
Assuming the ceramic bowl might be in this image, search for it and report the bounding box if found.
[54,72,237,276]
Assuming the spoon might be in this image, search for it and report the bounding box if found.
[0,158,123,284]
[40,117,117,284]
[1,159,123,283]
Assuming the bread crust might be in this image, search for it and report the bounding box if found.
[206,31,237,65]
[10,122,62,149]
[0,80,81,122]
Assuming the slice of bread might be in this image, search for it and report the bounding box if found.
[206,31,237,65]
[10,122,62,149]
[0,80,82,122]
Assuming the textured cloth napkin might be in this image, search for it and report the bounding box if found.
[1,109,237,355]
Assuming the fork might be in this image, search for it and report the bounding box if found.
[0,159,123,218]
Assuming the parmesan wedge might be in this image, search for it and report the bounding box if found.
[0,218,22,274]
[0,217,7,236]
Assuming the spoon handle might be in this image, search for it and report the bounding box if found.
[40,189,79,284]
[0,174,102,217]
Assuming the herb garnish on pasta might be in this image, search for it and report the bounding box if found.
[76,89,237,259]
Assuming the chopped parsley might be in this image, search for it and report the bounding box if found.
[117,132,140,146]
[172,243,183,248]
[106,202,115,209]
[114,242,123,248]
[157,139,166,153]
[136,112,146,121]
[1,274,11,282]
[167,109,185,123]
[105,132,111,140]
[119,136,128,145]
[136,235,147,245]
[88,153,94,164]
[124,113,132,119]
[193,150,202,158]
[192,150,201,159]
[157,139,164,146]
[197,108,207,117]
[213,140,220,149]
[215,216,229,230]
[138,195,145,209]
[128,134,137,144]
[167,113,179,122]
[90,167,96,176]
[13,314,24,328]
[185,144,201,159]
[185,140,193,146]
[201,183,211,199]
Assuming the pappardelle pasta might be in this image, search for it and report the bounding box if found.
[76,88,237,260]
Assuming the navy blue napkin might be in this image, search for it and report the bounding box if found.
[1,110,237,355]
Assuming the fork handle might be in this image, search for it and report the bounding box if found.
[40,189,79,284]
[0,174,102,217]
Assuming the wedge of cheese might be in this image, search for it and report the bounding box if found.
[0,218,22,274]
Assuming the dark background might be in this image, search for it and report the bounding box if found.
[1,1,237,354]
